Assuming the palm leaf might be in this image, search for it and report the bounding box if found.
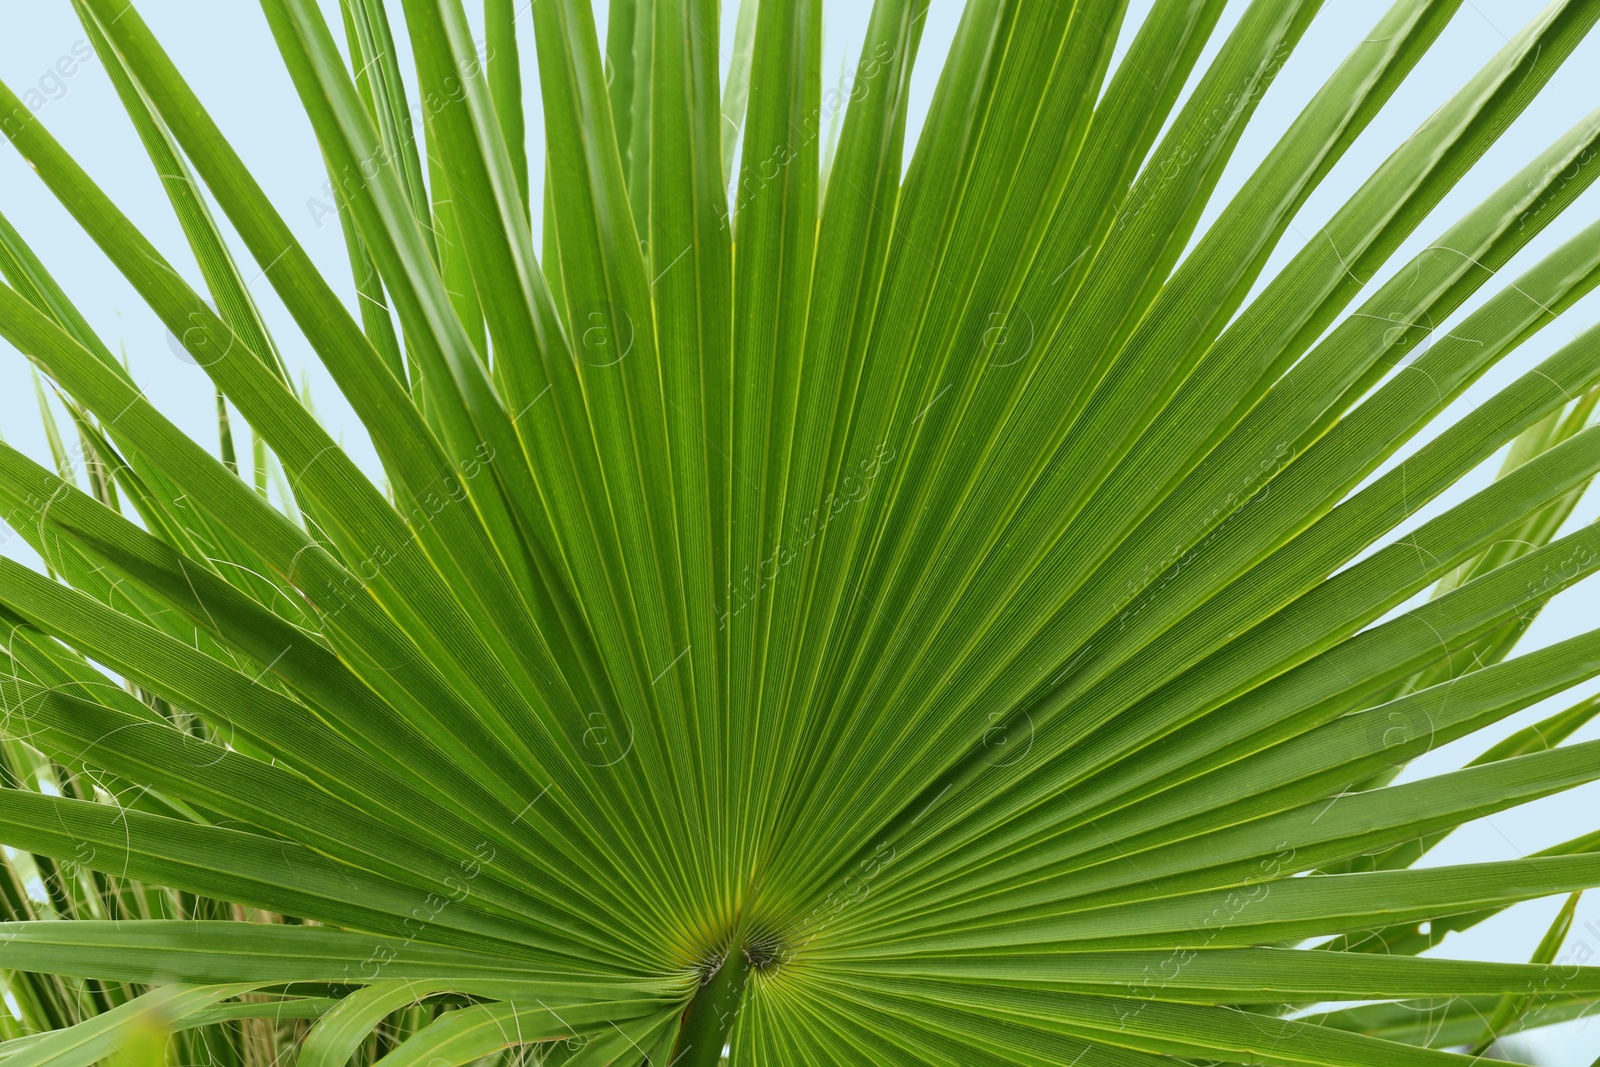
[3,1,1600,1064]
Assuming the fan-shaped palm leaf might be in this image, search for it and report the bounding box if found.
[4,0,1600,1063]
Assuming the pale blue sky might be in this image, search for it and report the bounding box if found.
[2,2,1599,1061]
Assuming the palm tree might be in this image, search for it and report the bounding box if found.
[3,0,1600,1063]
